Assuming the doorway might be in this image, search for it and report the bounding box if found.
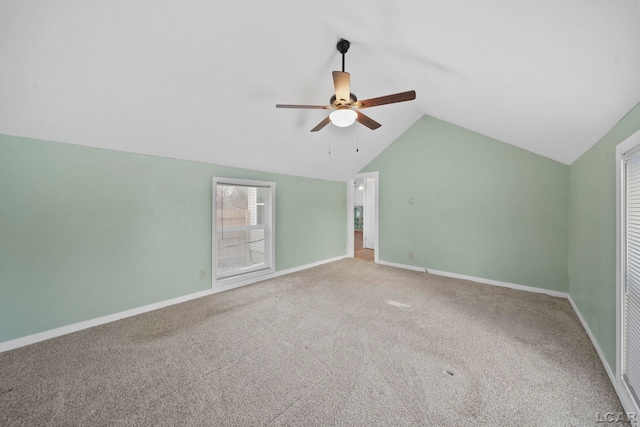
[347,172,378,262]
[616,129,640,415]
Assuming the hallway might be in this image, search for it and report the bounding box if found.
[354,230,374,261]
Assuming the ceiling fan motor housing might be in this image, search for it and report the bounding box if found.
[330,93,357,107]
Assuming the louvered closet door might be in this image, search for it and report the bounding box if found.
[624,147,640,404]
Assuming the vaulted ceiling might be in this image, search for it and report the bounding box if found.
[1,1,639,181]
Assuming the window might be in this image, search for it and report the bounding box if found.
[212,177,275,285]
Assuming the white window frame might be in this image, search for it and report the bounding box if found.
[616,129,640,421]
[212,177,276,288]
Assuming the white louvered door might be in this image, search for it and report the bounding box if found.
[623,146,640,404]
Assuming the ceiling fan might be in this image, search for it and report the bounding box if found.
[276,39,417,132]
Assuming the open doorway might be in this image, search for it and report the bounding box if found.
[347,172,379,262]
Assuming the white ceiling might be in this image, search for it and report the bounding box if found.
[0,1,639,181]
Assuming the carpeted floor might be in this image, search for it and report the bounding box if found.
[0,259,626,426]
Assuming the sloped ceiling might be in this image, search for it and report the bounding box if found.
[0,0,638,181]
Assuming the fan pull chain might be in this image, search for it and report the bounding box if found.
[357,119,360,152]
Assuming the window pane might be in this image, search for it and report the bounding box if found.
[216,185,268,228]
[216,228,265,278]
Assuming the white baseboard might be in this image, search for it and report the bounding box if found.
[567,296,616,380]
[375,259,569,298]
[0,254,348,353]
[568,296,639,426]
[267,255,348,280]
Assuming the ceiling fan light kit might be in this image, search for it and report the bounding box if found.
[276,38,416,132]
[330,109,357,127]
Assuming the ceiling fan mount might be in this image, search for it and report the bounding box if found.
[336,38,350,55]
[276,38,416,132]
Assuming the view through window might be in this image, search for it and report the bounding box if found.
[213,178,275,283]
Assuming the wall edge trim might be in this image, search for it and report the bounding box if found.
[375,259,568,298]
[568,295,639,425]
[0,254,348,353]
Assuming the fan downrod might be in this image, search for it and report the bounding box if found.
[337,39,350,72]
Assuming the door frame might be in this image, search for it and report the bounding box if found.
[616,129,640,419]
[347,171,379,262]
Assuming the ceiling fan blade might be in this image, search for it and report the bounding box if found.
[332,71,351,103]
[276,104,332,109]
[355,90,416,109]
[310,116,331,132]
[356,111,381,130]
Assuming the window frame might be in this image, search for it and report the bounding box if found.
[616,129,640,418]
[212,177,276,287]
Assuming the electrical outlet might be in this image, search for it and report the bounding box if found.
[199,269,207,279]
[408,252,414,260]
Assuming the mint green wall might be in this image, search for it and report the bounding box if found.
[361,115,569,292]
[568,102,640,370]
[0,134,346,342]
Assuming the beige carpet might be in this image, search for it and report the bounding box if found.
[0,259,626,426]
